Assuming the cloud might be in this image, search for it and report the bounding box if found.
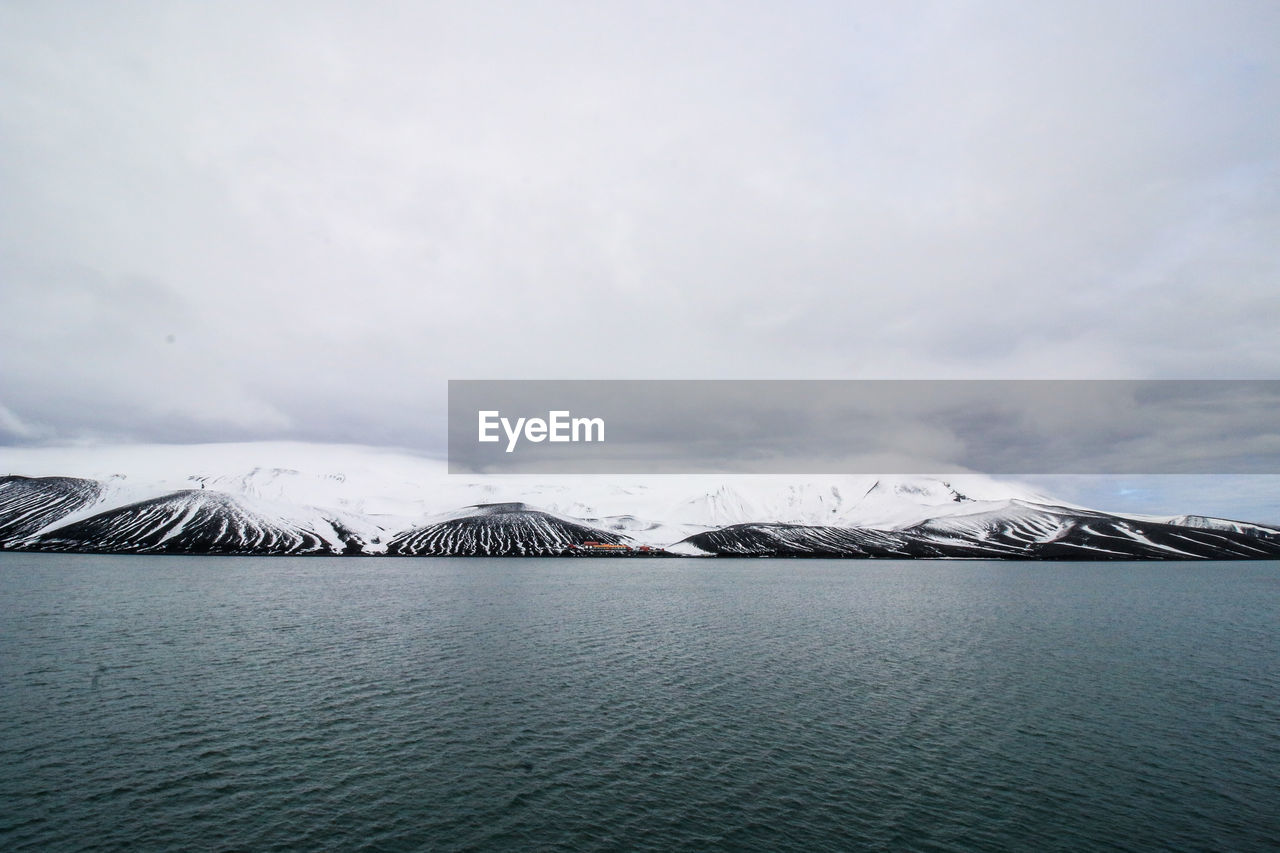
[1,1,1278,451]
[0,403,41,441]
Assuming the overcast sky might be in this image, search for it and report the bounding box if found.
[2,1,1278,502]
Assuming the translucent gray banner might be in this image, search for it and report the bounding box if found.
[447,380,1280,474]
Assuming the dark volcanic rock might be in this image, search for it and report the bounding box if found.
[386,502,631,556]
[904,501,1280,560]
[4,474,1279,560]
[0,475,103,546]
[680,523,917,558]
[682,501,1280,560]
[29,490,336,555]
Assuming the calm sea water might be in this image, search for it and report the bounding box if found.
[1,554,1277,852]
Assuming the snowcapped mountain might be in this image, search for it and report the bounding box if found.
[1156,514,1280,542]
[385,502,633,557]
[28,489,355,556]
[896,500,1280,560]
[2,442,1278,559]
[0,476,102,542]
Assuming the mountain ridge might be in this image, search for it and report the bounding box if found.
[2,443,1278,559]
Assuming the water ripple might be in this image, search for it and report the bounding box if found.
[1,555,1278,851]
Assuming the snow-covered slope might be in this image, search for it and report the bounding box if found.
[898,501,1280,560]
[29,489,355,556]
[0,442,446,531]
[678,503,1280,560]
[2,442,1278,559]
[0,443,1048,547]
[1157,514,1280,542]
[0,476,103,541]
[386,502,632,557]
[680,523,916,558]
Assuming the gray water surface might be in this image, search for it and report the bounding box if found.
[1,554,1277,851]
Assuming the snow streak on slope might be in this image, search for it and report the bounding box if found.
[30,490,356,556]
[3,442,1279,559]
[903,501,1280,560]
[1159,514,1280,541]
[680,502,1280,560]
[680,523,916,558]
[386,503,631,556]
[0,476,102,544]
[0,444,1052,534]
